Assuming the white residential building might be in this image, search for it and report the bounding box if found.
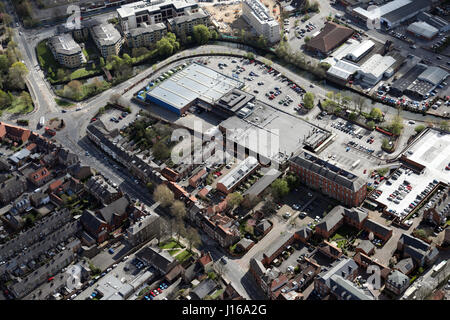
[242,0,280,44]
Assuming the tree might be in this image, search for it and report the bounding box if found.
[381,138,390,149]
[226,192,243,208]
[270,178,290,200]
[153,184,174,207]
[414,124,426,134]
[1,13,12,26]
[303,92,315,109]
[170,200,186,220]
[174,217,186,243]
[285,174,299,189]
[185,227,201,251]
[0,89,12,107]
[156,34,180,57]
[132,47,149,58]
[56,68,66,81]
[261,200,277,217]
[241,194,260,210]
[390,115,404,135]
[8,61,29,89]
[0,55,9,72]
[99,57,105,68]
[367,120,375,130]
[20,91,32,107]
[349,112,357,121]
[66,80,83,99]
[156,218,170,245]
[439,120,449,132]
[193,25,211,45]
[304,36,311,42]
[152,141,170,160]
[370,107,383,121]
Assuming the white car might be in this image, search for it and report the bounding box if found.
[283,212,292,219]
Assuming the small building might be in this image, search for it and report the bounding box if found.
[347,40,375,62]
[294,225,313,243]
[315,206,344,239]
[254,219,272,237]
[355,240,375,256]
[235,238,255,253]
[241,0,280,43]
[394,257,415,275]
[28,167,52,187]
[407,21,438,40]
[362,218,393,242]
[190,278,218,300]
[385,270,409,295]
[189,168,207,188]
[305,22,354,56]
[357,54,396,86]
[216,156,259,194]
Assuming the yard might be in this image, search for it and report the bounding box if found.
[159,238,185,250]
[175,250,193,262]
[330,225,360,249]
[4,92,34,114]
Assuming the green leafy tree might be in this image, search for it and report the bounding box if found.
[0,89,12,107]
[153,184,174,207]
[439,120,449,132]
[8,61,29,89]
[303,92,315,109]
[390,115,404,135]
[270,178,290,200]
[349,112,358,121]
[370,107,383,121]
[226,192,243,208]
[367,120,375,130]
[414,124,425,134]
[0,55,9,72]
[192,24,211,45]
[99,57,105,67]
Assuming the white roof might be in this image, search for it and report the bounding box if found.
[347,40,374,60]
[217,156,259,190]
[407,21,438,38]
[359,54,396,79]
[353,0,411,20]
[327,60,361,81]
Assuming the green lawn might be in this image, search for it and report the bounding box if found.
[159,239,184,249]
[167,249,180,256]
[36,40,59,72]
[5,95,34,114]
[210,289,224,300]
[69,67,102,80]
[55,98,74,107]
[175,250,192,262]
[331,225,359,240]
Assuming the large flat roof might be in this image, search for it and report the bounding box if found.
[405,129,450,184]
[147,63,243,111]
[219,101,330,163]
[117,0,198,18]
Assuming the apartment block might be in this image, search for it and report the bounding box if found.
[90,23,124,58]
[117,0,200,31]
[125,22,167,48]
[242,0,280,43]
[166,10,209,36]
[47,34,85,68]
[289,152,367,207]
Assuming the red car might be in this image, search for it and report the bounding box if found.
[90,118,97,122]
[157,288,162,293]
[48,277,54,282]
[150,291,156,297]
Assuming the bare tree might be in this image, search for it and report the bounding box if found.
[170,200,186,220]
[185,227,201,251]
[153,184,174,207]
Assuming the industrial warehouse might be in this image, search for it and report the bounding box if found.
[141,63,243,115]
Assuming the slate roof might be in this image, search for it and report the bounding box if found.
[97,196,130,225]
[255,219,271,233]
[136,246,176,274]
[330,274,374,300]
[128,22,166,37]
[395,257,415,274]
[295,225,313,240]
[167,11,208,26]
[80,210,107,232]
[291,152,366,192]
[362,218,392,238]
[356,240,375,255]
[191,278,217,300]
[236,238,254,250]
[386,270,409,289]
[307,22,354,54]
[316,205,344,233]
[317,257,359,287]
[398,233,430,252]
[344,207,368,224]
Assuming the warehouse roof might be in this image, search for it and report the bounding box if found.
[359,54,396,80]
[147,63,242,111]
[347,40,374,61]
[327,59,360,81]
[407,21,438,39]
[382,0,431,25]
[418,66,449,85]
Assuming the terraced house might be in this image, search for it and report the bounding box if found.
[47,34,85,68]
[125,22,167,48]
[90,23,124,58]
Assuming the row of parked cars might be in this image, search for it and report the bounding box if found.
[144,282,168,300]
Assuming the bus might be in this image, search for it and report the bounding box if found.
[352,159,361,168]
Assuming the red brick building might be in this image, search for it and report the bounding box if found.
[289,152,367,207]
